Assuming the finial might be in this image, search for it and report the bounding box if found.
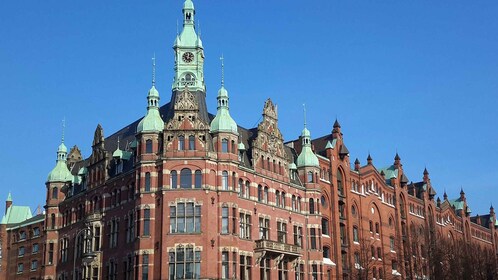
[176,19,179,35]
[220,54,225,87]
[152,53,156,86]
[303,104,307,128]
[117,136,120,150]
[62,117,66,143]
[198,20,201,36]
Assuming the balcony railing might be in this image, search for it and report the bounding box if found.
[85,211,103,222]
[255,239,302,257]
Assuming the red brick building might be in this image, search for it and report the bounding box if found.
[1,1,497,279]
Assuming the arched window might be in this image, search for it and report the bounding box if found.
[297,197,302,211]
[145,139,153,153]
[258,185,263,202]
[178,136,185,150]
[276,191,281,207]
[281,192,286,208]
[171,171,178,189]
[309,198,315,214]
[51,213,56,230]
[322,218,329,235]
[145,172,151,192]
[263,187,269,203]
[194,170,202,189]
[180,169,192,189]
[353,226,359,242]
[221,139,228,153]
[323,246,331,259]
[221,171,228,190]
[292,195,297,211]
[52,188,58,199]
[337,169,344,195]
[244,181,250,199]
[321,196,327,209]
[238,179,244,197]
[189,135,195,150]
[351,205,357,217]
[307,171,313,183]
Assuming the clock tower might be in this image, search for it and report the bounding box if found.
[173,0,205,92]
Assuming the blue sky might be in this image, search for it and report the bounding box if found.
[1,1,497,215]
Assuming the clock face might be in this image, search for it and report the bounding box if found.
[182,52,194,63]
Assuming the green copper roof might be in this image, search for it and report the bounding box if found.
[0,205,32,225]
[183,0,194,10]
[449,198,465,211]
[6,192,12,202]
[47,141,73,183]
[289,163,297,170]
[238,142,246,150]
[378,165,398,180]
[297,126,319,168]
[137,85,165,133]
[210,86,238,134]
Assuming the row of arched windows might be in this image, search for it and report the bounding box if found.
[178,135,196,151]
[260,155,284,175]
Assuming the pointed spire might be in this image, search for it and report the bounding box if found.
[47,122,73,183]
[210,54,238,134]
[303,104,307,128]
[354,158,360,171]
[394,152,401,161]
[220,54,225,88]
[437,197,441,206]
[152,53,156,86]
[297,104,318,168]
[490,204,494,214]
[61,117,66,144]
[460,187,465,196]
[443,189,448,200]
[423,167,429,175]
[367,153,372,165]
[333,118,341,128]
[6,192,12,202]
[137,56,164,134]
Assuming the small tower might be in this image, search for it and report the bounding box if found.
[394,152,401,168]
[137,56,164,134]
[423,167,430,182]
[354,158,360,171]
[332,118,342,139]
[47,127,73,184]
[5,193,12,214]
[210,55,238,135]
[297,106,319,169]
[210,55,239,159]
[367,153,373,165]
[460,187,466,201]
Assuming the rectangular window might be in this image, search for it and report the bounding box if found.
[48,243,54,265]
[142,254,149,280]
[17,263,23,273]
[294,225,303,247]
[144,209,151,236]
[170,203,201,233]
[33,227,40,237]
[94,226,101,251]
[222,252,229,279]
[390,237,395,251]
[32,243,39,254]
[30,260,38,271]
[340,224,347,245]
[295,264,304,280]
[260,258,270,280]
[259,218,269,240]
[18,246,25,257]
[232,207,237,234]
[310,228,317,249]
[239,255,252,280]
[277,222,287,243]
[169,247,201,279]
[278,260,289,280]
[239,213,251,240]
[222,207,229,234]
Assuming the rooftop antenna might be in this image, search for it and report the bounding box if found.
[220,54,225,87]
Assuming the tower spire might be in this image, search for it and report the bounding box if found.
[62,117,66,144]
[152,53,156,86]
[220,54,225,87]
[303,104,307,128]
